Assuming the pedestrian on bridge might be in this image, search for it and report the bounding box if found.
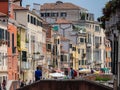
[35,67,42,81]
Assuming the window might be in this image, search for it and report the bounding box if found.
[107,51,111,58]
[80,38,84,43]
[7,31,10,47]
[79,60,81,65]
[95,36,100,44]
[5,30,7,40]
[58,39,59,44]
[88,33,91,44]
[37,20,43,27]
[41,13,45,17]
[47,44,51,50]
[34,17,36,25]
[69,44,72,48]
[12,33,15,53]
[61,55,63,61]
[82,60,84,65]
[72,47,76,51]
[64,55,67,62]
[22,51,27,61]
[0,28,4,40]
[37,20,39,26]
[51,13,58,17]
[39,21,42,27]
[81,49,84,54]
[46,13,50,17]
[94,50,101,61]
[78,49,80,54]
[28,14,30,22]
[60,12,67,17]
[31,16,34,24]
[95,26,100,32]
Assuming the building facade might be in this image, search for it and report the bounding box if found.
[14,5,44,80]
[100,0,120,88]
[37,1,106,71]
[0,17,8,82]
[105,39,111,73]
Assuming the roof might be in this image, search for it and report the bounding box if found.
[0,12,7,17]
[13,4,43,20]
[56,18,72,24]
[41,1,87,11]
[12,3,28,10]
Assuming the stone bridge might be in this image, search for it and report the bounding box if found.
[16,79,113,90]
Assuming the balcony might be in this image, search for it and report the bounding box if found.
[94,60,102,65]
[0,40,7,46]
[21,62,31,70]
[87,60,92,65]
[95,43,100,48]
[86,43,92,47]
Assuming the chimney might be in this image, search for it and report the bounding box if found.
[26,5,30,10]
[33,3,40,11]
[32,9,36,13]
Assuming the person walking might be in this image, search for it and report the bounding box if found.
[35,67,42,81]
[2,80,6,90]
[70,68,74,79]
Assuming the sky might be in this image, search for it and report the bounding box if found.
[22,0,109,20]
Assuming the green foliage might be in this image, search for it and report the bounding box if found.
[17,32,20,47]
[95,76,110,81]
[97,16,105,29]
[81,13,86,20]
[102,0,120,21]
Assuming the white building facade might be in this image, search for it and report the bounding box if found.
[0,21,8,82]
[14,7,44,81]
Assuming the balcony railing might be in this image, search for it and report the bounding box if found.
[95,43,100,48]
[21,62,31,70]
[86,42,92,47]
[0,66,7,72]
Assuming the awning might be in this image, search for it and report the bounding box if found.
[101,68,109,72]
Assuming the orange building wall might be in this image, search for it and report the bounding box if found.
[0,0,19,80]
[8,24,18,80]
[105,47,111,68]
[0,2,8,15]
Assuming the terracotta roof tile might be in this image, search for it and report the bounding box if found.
[0,12,7,17]
[12,3,28,10]
[56,18,71,24]
[41,2,87,10]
